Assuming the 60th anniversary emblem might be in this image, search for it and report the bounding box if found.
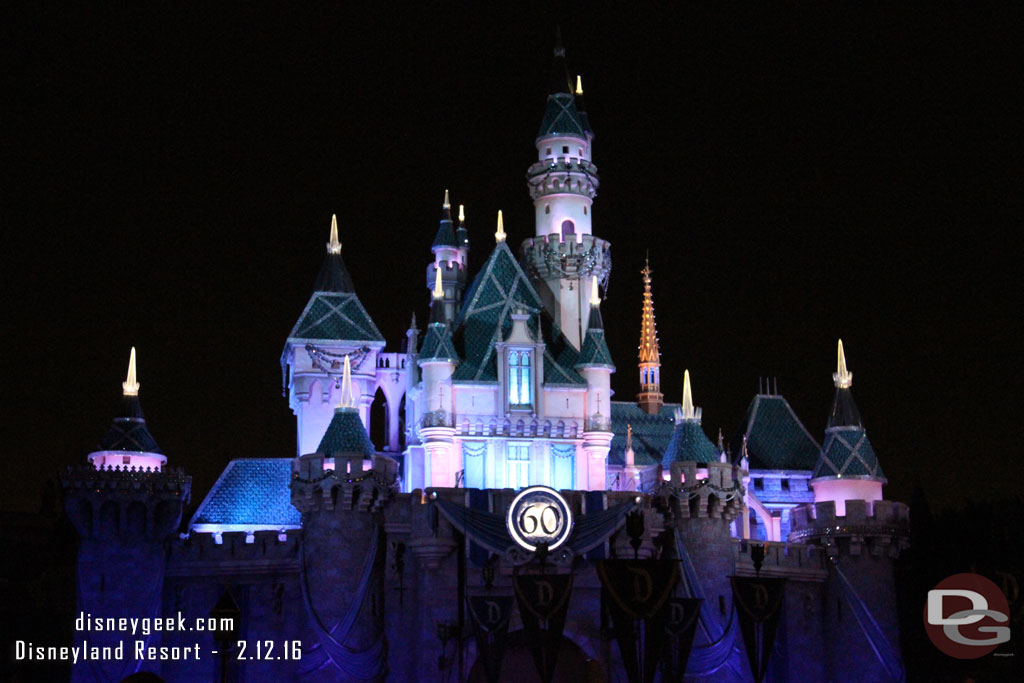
[506,485,574,552]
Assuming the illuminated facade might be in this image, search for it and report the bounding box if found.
[62,40,909,683]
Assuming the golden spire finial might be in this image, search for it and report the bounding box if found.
[443,189,450,209]
[834,339,853,388]
[638,257,660,363]
[495,210,506,243]
[575,75,583,96]
[458,204,465,222]
[338,354,356,409]
[590,275,601,306]
[122,347,140,396]
[681,370,694,418]
[432,266,444,300]
[327,214,342,254]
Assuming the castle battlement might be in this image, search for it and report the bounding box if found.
[167,529,301,577]
[290,453,399,514]
[520,233,612,283]
[733,538,829,580]
[61,463,191,495]
[788,499,910,559]
[662,461,745,522]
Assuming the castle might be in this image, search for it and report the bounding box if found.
[61,41,909,682]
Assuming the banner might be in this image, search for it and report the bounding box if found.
[512,573,574,683]
[660,598,702,683]
[596,560,679,683]
[466,595,515,683]
[730,576,786,683]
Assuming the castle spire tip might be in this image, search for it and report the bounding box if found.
[443,189,450,209]
[122,347,140,396]
[432,266,444,300]
[495,210,506,243]
[458,204,465,223]
[327,214,342,254]
[590,275,601,307]
[338,355,356,410]
[575,75,583,96]
[834,339,853,388]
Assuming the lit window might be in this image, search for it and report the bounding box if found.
[508,443,530,489]
[508,350,533,408]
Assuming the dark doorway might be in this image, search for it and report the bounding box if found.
[369,387,387,451]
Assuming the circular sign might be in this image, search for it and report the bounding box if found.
[506,486,573,552]
[924,573,1011,659]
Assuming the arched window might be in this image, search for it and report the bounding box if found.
[508,351,533,408]
[545,204,550,215]
[561,220,575,238]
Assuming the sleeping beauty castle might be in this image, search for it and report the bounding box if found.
[60,40,909,682]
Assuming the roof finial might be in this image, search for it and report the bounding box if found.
[575,75,583,96]
[495,209,506,243]
[834,339,853,388]
[680,369,697,420]
[590,275,601,306]
[443,189,450,209]
[432,266,444,300]
[458,204,465,223]
[122,347,140,396]
[326,214,342,254]
[338,354,356,410]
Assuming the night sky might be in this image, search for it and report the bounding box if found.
[3,4,1019,515]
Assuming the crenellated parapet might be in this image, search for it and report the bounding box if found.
[520,233,611,286]
[167,530,301,577]
[61,464,191,541]
[660,461,746,522]
[526,156,600,200]
[788,499,910,559]
[290,453,399,515]
[733,538,829,580]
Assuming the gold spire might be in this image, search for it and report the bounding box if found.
[590,275,601,306]
[681,369,695,419]
[432,266,444,300]
[326,214,342,254]
[458,204,465,222]
[443,189,450,209]
[495,210,506,243]
[834,339,853,388]
[638,258,660,363]
[575,75,583,96]
[122,347,140,396]
[338,354,356,409]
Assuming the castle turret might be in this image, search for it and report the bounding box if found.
[87,347,166,471]
[810,340,885,515]
[637,259,664,414]
[576,276,614,489]
[283,214,385,455]
[426,190,468,322]
[417,268,459,487]
[661,370,721,468]
[789,340,908,683]
[291,355,397,681]
[62,349,190,682]
[520,36,611,349]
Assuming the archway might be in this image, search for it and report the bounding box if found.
[369,387,388,452]
[467,630,605,683]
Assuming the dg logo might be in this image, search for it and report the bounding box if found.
[506,486,573,552]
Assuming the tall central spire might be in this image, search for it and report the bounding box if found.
[637,258,664,414]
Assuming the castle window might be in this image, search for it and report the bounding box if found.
[545,147,551,156]
[545,204,550,215]
[781,479,790,491]
[508,443,530,489]
[754,477,763,490]
[562,145,569,154]
[508,351,533,408]
[583,206,587,215]
[578,148,583,157]
[561,220,575,238]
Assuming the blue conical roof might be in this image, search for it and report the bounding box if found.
[316,408,374,457]
[661,420,719,467]
[96,394,162,454]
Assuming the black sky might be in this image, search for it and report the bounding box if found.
[2,4,1019,514]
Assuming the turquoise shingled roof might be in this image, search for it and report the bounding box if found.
[609,402,678,467]
[538,93,587,139]
[317,408,374,457]
[738,395,820,471]
[452,241,584,385]
[288,292,384,343]
[420,322,460,363]
[190,459,301,527]
[814,426,885,480]
[577,328,614,368]
[662,419,721,467]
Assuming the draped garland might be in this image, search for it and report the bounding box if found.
[462,442,487,458]
[551,444,576,459]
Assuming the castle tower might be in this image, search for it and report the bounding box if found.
[426,190,468,322]
[63,349,191,682]
[810,340,885,515]
[291,355,397,681]
[283,215,386,455]
[520,37,611,348]
[637,259,664,414]
[789,340,908,683]
[416,268,460,487]
[576,276,615,489]
[87,347,167,471]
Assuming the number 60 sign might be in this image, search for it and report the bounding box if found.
[506,486,574,552]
